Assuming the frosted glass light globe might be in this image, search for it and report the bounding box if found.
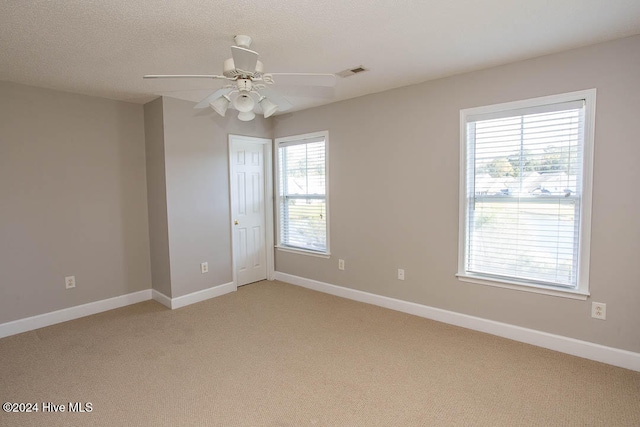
[233,93,255,113]
[238,111,256,122]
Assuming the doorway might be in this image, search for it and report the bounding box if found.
[229,135,274,287]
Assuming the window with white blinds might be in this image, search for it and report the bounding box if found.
[276,131,329,255]
[458,90,596,297]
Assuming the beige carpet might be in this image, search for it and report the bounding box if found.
[1,280,638,426]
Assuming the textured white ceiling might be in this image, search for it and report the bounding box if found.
[1,1,639,113]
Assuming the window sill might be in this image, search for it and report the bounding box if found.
[276,246,331,259]
[456,273,589,300]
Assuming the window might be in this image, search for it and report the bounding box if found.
[276,131,329,256]
[458,90,595,298]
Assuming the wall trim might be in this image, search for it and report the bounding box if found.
[152,282,236,310]
[0,281,237,339]
[151,289,172,309]
[0,289,152,339]
[274,272,640,372]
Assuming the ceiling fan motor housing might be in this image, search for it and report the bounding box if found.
[223,58,263,79]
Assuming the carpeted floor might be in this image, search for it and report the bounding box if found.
[1,280,639,426]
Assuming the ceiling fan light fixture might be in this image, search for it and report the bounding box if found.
[237,111,256,122]
[259,97,278,118]
[149,36,334,120]
[209,95,231,117]
[233,93,255,113]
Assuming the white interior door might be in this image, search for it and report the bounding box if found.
[229,136,272,286]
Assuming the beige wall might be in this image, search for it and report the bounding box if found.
[272,35,640,353]
[154,97,271,298]
[0,81,151,323]
[2,35,638,355]
[144,97,172,297]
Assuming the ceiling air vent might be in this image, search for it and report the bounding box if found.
[336,66,368,78]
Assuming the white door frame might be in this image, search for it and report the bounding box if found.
[228,134,275,289]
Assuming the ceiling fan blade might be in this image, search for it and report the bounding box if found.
[259,87,293,112]
[144,74,228,79]
[194,87,233,109]
[273,85,335,99]
[268,73,336,87]
[231,46,259,73]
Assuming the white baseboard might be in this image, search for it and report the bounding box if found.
[152,282,236,310]
[274,272,640,372]
[151,289,172,309]
[0,282,237,339]
[0,289,152,339]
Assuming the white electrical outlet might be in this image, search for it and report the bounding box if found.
[201,262,209,274]
[65,276,76,289]
[397,269,405,280]
[591,302,606,320]
[338,259,345,271]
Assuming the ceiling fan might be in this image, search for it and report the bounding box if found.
[144,35,336,121]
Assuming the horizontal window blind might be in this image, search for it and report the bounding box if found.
[465,104,585,288]
[278,138,327,253]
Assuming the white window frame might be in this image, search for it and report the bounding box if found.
[275,130,330,258]
[457,90,596,300]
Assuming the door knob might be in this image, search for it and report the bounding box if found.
[234,220,239,225]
